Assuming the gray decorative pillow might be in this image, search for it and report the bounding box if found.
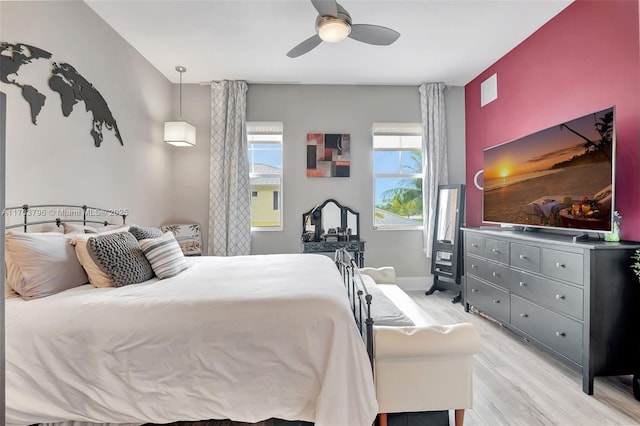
[128,225,163,241]
[87,231,154,287]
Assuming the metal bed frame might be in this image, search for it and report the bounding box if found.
[4,204,127,232]
[335,248,374,368]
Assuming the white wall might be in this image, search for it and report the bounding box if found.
[170,83,466,279]
[0,1,173,226]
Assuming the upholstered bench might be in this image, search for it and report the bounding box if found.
[359,267,481,426]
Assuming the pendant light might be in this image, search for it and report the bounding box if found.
[164,66,196,147]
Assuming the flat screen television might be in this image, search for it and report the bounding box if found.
[482,106,615,234]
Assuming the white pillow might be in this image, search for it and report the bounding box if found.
[68,226,131,288]
[5,231,89,299]
[63,222,97,234]
[139,232,188,279]
[70,234,114,288]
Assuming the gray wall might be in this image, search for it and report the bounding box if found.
[170,84,466,279]
[0,1,173,226]
[0,0,467,279]
[445,86,466,187]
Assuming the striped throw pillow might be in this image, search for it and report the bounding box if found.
[139,232,188,279]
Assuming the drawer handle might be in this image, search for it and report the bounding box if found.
[519,281,526,287]
[555,262,566,268]
[471,243,478,248]
[519,254,527,260]
[492,271,499,277]
[555,294,566,300]
[492,299,500,304]
[471,264,477,269]
[520,313,528,318]
[492,248,500,253]
[555,331,566,337]
[471,288,478,293]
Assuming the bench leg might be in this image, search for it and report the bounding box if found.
[454,409,465,426]
[378,413,387,426]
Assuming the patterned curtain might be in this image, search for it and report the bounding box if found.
[208,81,251,256]
[419,82,449,259]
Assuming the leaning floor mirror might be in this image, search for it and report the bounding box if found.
[426,184,465,303]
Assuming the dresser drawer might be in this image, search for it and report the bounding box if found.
[510,243,541,273]
[511,295,583,364]
[467,275,510,323]
[484,238,509,264]
[512,271,584,320]
[541,248,584,285]
[466,256,511,290]
[465,234,485,257]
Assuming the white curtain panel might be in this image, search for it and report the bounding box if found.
[208,81,251,256]
[419,82,449,259]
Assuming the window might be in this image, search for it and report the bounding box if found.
[372,123,424,229]
[247,121,283,230]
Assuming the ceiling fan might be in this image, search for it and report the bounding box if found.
[287,0,400,58]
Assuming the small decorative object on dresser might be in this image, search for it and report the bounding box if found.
[160,223,202,256]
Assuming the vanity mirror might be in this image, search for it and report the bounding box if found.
[301,199,364,266]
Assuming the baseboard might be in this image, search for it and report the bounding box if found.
[396,276,432,291]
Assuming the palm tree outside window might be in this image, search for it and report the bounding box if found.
[372,123,424,229]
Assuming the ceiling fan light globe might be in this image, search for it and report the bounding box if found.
[318,19,351,43]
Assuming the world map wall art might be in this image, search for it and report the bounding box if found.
[306,133,350,178]
[0,42,122,147]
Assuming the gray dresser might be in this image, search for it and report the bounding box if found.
[462,228,640,395]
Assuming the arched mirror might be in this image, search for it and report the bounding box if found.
[427,184,465,302]
[301,199,360,242]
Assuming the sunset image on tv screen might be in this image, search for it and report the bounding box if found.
[483,107,614,232]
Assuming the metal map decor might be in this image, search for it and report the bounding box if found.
[0,42,123,147]
[306,133,350,177]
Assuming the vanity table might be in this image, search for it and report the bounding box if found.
[301,199,365,267]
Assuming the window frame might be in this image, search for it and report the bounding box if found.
[372,123,424,231]
[247,121,283,232]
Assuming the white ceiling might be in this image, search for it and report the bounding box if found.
[85,0,573,86]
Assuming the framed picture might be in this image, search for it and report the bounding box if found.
[307,133,350,177]
[159,223,202,256]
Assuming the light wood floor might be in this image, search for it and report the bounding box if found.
[407,290,640,426]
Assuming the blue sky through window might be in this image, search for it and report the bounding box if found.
[249,143,282,170]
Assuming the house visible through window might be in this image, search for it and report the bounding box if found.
[247,121,283,230]
[372,123,424,229]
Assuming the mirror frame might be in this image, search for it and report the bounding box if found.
[302,199,360,242]
[431,184,465,284]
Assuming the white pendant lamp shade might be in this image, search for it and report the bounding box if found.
[164,121,196,147]
[164,65,196,147]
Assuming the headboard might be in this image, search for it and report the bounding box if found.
[4,204,128,232]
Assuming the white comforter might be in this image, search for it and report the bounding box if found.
[6,254,377,426]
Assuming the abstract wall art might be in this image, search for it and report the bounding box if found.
[306,133,350,177]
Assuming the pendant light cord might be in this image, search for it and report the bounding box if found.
[179,69,183,120]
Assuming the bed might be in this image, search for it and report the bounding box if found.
[4,206,377,426]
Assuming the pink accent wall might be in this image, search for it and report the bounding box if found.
[465,0,640,241]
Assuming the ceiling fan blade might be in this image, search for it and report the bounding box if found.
[349,24,400,46]
[287,34,323,58]
[311,0,338,17]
